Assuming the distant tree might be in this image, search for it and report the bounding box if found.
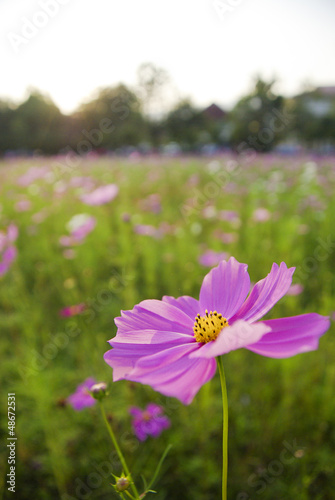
[229,78,285,152]
[136,62,171,116]
[77,84,148,149]
[0,100,16,153]
[9,91,65,154]
[290,89,335,147]
[164,100,210,150]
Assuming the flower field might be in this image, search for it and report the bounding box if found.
[1,154,335,499]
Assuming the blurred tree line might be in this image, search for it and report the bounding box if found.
[0,65,335,156]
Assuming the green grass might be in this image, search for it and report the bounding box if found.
[0,154,334,500]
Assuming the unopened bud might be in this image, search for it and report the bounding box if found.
[89,382,108,400]
[113,475,130,492]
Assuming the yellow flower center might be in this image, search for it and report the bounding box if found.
[142,411,151,421]
[193,310,229,343]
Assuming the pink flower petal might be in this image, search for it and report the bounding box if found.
[246,313,330,358]
[128,343,216,404]
[81,184,119,206]
[162,295,200,320]
[232,262,295,323]
[110,327,194,346]
[104,344,165,381]
[115,299,194,336]
[199,257,250,319]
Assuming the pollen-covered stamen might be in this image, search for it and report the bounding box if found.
[193,309,229,343]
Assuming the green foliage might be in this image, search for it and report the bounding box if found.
[164,100,210,149]
[229,78,285,152]
[290,89,335,146]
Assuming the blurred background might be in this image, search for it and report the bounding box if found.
[0,1,335,499]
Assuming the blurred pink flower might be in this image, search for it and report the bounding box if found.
[60,214,96,247]
[17,166,49,187]
[0,224,18,277]
[129,404,170,441]
[287,284,304,296]
[253,208,271,222]
[134,224,160,238]
[199,250,229,267]
[140,194,162,214]
[69,176,96,190]
[15,199,32,212]
[32,210,48,224]
[213,230,238,244]
[63,249,77,259]
[121,213,131,223]
[0,246,17,277]
[202,206,217,219]
[67,378,97,411]
[81,184,118,205]
[218,210,240,225]
[60,303,86,317]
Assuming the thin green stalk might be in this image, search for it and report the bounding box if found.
[99,402,140,499]
[217,356,228,500]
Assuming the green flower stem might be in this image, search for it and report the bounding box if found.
[99,402,140,499]
[217,356,228,500]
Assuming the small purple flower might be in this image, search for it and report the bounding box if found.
[59,303,86,317]
[129,404,170,441]
[218,210,240,225]
[67,377,97,410]
[81,184,119,206]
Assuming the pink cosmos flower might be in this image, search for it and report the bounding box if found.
[134,224,160,238]
[17,166,49,187]
[0,224,18,277]
[199,250,229,267]
[15,199,32,212]
[218,210,240,224]
[81,184,119,206]
[104,257,330,404]
[67,377,97,410]
[60,214,96,247]
[129,403,170,441]
[140,194,162,214]
[59,303,86,317]
[213,230,238,244]
[253,208,271,222]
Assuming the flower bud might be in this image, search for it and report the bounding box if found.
[89,382,108,400]
[113,475,130,492]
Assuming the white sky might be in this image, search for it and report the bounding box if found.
[1,0,335,114]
